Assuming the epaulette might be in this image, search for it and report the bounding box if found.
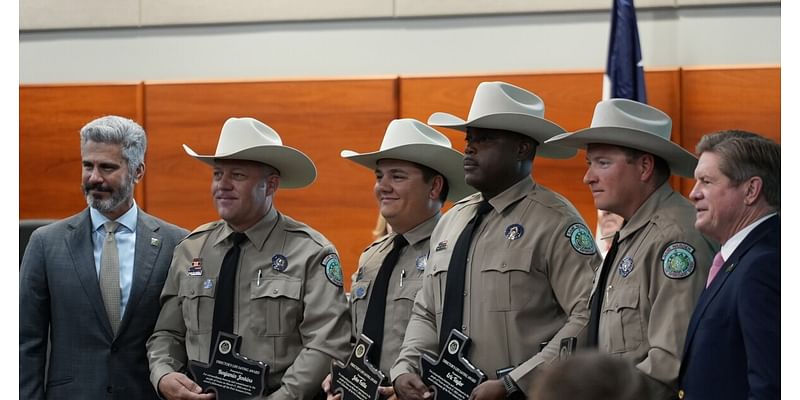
[451,192,482,211]
[363,234,391,253]
[178,220,223,244]
[281,213,328,248]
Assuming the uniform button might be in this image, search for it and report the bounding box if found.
[678,389,684,399]
[502,263,507,268]
[106,386,113,393]
[463,292,468,297]
[461,325,466,331]
[191,290,195,295]
[273,289,279,294]
[433,266,437,271]
[111,346,118,353]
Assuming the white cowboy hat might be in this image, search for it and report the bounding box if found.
[341,118,475,201]
[427,81,576,159]
[183,117,316,188]
[544,99,697,177]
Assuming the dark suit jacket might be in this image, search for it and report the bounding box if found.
[678,215,780,400]
[20,208,188,400]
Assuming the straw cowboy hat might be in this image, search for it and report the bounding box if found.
[545,99,697,177]
[427,81,577,159]
[341,118,475,201]
[183,117,317,188]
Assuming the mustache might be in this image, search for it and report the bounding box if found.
[83,183,113,193]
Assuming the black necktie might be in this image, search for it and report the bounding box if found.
[586,231,621,347]
[211,232,248,355]
[361,234,409,366]
[439,200,493,351]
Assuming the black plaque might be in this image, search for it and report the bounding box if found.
[188,332,270,400]
[331,334,386,400]
[420,329,487,400]
[558,337,577,361]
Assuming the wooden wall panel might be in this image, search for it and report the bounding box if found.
[679,66,781,195]
[20,84,144,219]
[399,70,680,230]
[143,78,398,286]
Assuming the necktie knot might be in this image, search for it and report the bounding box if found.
[230,232,248,246]
[476,201,493,217]
[104,221,119,237]
[393,234,409,250]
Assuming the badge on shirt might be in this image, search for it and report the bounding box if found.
[272,254,288,272]
[188,258,203,276]
[150,237,161,247]
[416,255,428,271]
[504,224,524,241]
[435,241,448,252]
[354,286,367,299]
[203,279,213,289]
[565,223,597,255]
[618,256,634,278]
[661,242,696,279]
[322,253,344,287]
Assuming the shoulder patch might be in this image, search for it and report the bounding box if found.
[565,223,596,255]
[321,253,344,287]
[661,242,696,279]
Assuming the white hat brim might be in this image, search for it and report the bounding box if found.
[183,144,317,188]
[428,112,576,159]
[545,127,698,178]
[341,143,475,201]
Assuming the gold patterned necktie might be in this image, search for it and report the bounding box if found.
[100,221,121,335]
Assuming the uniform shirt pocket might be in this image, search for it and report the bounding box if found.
[250,278,302,337]
[602,285,644,353]
[179,277,216,333]
[480,247,534,311]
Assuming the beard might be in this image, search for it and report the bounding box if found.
[83,175,134,214]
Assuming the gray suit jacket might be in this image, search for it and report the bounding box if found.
[20,208,188,400]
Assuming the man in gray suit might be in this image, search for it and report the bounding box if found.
[20,115,189,399]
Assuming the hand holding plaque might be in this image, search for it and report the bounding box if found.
[189,332,270,400]
[331,334,386,400]
[420,329,487,400]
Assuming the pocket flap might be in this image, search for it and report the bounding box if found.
[251,278,302,300]
[481,247,533,273]
[604,286,640,311]
[178,277,216,298]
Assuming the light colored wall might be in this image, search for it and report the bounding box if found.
[19,4,780,84]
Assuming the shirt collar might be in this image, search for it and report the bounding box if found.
[395,212,440,248]
[215,206,279,250]
[482,176,535,214]
[90,201,138,233]
[618,182,674,241]
[720,212,778,260]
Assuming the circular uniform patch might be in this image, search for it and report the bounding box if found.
[416,255,427,271]
[218,340,232,355]
[504,224,525,241]
[354,286,367,299]
[447,339,460,355]
[565,223,597,255]
[355,343,366,359]
[662,242,696,279]
[618,256,634,278]
[272,254,288,272]
[322,253,344,287]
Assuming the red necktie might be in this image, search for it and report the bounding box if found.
[706,251,725,288]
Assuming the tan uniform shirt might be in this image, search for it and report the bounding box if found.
[591,183,717,399]
[350,214,438,375]
[147,207,352,400]
[391,177,600,388]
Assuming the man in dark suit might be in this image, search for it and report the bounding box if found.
[678,130,780,400]
[20,115,188,399]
